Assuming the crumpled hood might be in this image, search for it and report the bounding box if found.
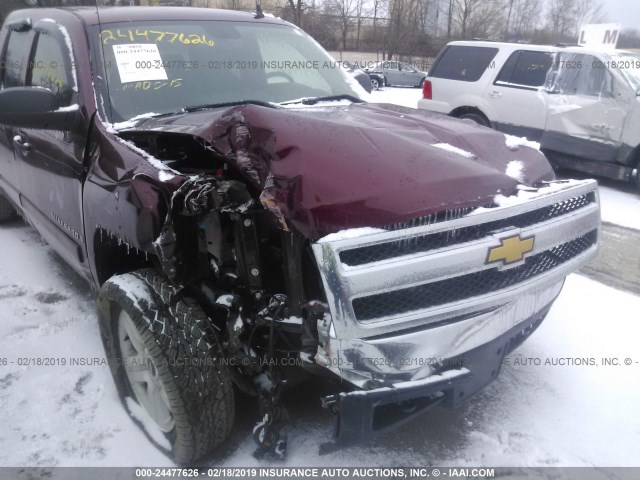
[121,103,554,239]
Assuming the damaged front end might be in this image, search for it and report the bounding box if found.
[105,101,599,458]
[309,179,599,451]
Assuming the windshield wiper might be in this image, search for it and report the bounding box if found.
[279,94,364,106]
[183,99,279,112]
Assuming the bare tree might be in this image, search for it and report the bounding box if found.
[544,0,606,42]
[385,0,416,58]
[508,0,543,40]
[451,0,504,39]
[354,0,366,49]
[326,0,357,50]
[371,0,387,46]
[287,0,305,26]
[574,0,606,30]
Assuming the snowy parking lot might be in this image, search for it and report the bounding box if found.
[1,87,639,470]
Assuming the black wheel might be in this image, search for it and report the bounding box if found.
[458,112,490,127]
[0,194,16,223]
[370,76,383,90]
[97,268,234,463]
[417,77,425,88]
[634,161,640,195]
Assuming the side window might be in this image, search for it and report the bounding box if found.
[552,54,608,97]
[495,51,520,84]
[602,70,614,97]
[495,50,553,88]
[429,46,498,82]
[549,53,583,94]
[28,30,73,106]
[2,29,31,89]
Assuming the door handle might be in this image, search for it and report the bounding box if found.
[489,91,502,98]
[13,135,31,154]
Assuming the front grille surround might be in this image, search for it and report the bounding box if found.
[312,180,600,340]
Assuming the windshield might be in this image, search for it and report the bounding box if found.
[93,20,361,122]
[610,53,640,91]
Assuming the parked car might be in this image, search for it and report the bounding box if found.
[365,60,427,89]
[0,7,599,463]
[418,40,640,192]
[345,64,373,93]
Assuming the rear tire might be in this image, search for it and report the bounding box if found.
[458,112,490,127]
[370,76,383,90]
[634,161,640,195]
[97,268,234,463]
[0,194,16,223]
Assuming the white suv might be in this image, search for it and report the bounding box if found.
[417,41,640,192]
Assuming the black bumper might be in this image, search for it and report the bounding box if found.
[319,306,550,454]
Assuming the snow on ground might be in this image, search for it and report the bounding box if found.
[0,224,168,467]
[1,220,639,468]
[598,184,640,231]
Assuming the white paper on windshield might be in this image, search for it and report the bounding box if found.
[113,44,168,83]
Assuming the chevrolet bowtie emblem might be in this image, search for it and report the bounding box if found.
[487,234,535,265]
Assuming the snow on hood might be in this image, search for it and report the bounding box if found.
[505,134,541,151]
[505,160,525,182]
[432,143,475,158]
[116,103,555,239]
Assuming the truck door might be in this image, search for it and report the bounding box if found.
[13,20,89,276]
[542,52,631,163]
[486,49,554,140]
[0,21,34,206]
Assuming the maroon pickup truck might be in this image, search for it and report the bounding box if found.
[0,6,600,463]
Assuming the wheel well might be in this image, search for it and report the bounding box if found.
[93,230,153,286]
[449,107,490,124]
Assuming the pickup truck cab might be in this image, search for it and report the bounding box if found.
[418,41,640,192]
[0,7,600,463]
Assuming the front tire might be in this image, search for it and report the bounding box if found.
[0,194,16,223]
[97,269,234,463]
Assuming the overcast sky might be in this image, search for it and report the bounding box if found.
[602,0,640,30]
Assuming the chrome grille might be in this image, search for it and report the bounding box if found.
[352,230,597,321]
[312,179,600,340]
[340,191,596,267]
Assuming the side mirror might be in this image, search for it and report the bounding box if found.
[0,87,80,130]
